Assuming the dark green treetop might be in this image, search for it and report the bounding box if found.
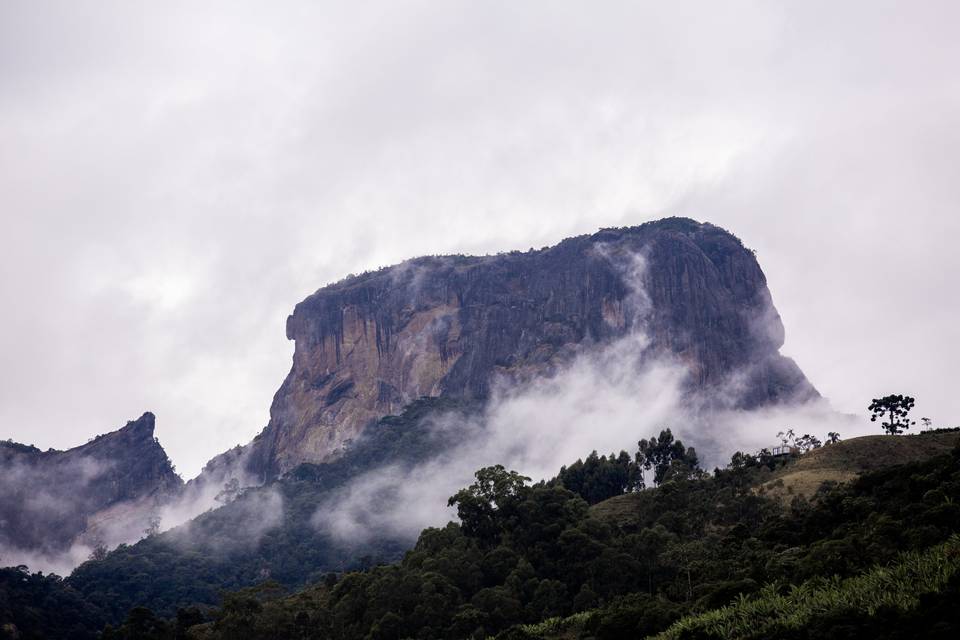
[636,428,700,486]
[869,394,916,435]
[447,465,531,542]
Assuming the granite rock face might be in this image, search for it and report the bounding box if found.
[0,412,183,556]
[248,218,818,479]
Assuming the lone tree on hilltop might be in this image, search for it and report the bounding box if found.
[869,394,916,435]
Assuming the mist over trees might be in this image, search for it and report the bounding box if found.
[3,393,959,639]
[86,428,960,640]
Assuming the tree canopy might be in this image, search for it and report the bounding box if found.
[636,429,700,485]
[869,394,917,435]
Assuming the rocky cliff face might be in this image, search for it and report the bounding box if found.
[0,413,182,558]
[247,218,818,480]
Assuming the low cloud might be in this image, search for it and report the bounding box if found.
[0,451,131,573]
[157,444,260,531]
[313,252,858,546]
[315,332,858,546]
[0,436,265,573]
[168,485,285,555]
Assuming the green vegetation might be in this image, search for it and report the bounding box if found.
[0,566,106,639]
[4,409,960,639]
[67,397,479,622]
[870,394,917,434]
[551,451,643,505]
[653,536,960,639]
[636,428,701,486]
[92,431,960,639]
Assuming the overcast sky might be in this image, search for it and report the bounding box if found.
[1,1,957,478]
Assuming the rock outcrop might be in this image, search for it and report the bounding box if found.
[0,413,182,558]
[247,218,818,479]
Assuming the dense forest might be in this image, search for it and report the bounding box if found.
[5,423,958,639]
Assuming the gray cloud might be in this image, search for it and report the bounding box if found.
[1,1,957,477]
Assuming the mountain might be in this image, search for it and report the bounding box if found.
[0,413,182,566]
[246,217,818,480]
[53,218,828,621]
[66,397,475,622]
[5,217,956,639]
[1,217,827,627]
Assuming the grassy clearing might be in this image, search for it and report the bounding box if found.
[759,431,960,502]
[591,431,960,520]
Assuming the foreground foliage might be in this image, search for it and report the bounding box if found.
[120,436,959,640]
[0,567,105,640]
[4,429,960,639]
[653,535,960,639]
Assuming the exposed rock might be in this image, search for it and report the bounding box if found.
[247,217,818,479]
[0,413,182,559]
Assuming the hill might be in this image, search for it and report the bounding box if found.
[757,430,960,502]
[651,536,960,640]
[590,430,960,527]
[86,430,960,639]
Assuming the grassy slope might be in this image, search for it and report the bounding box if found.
[591,432,960,525]
[758,431,960,502]
[536,433,960,640]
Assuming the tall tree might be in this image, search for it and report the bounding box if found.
[448,465,530,542]
[636,429,699,486]
[554,450,643,504]
[868,394,916,435]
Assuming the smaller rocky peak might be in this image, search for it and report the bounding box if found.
[78,411,172,469]
[0,413,184,563]
[126,411,156,433]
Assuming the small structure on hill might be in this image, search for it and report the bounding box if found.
[772,445,796,457]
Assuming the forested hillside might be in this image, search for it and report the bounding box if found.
[62,397,479,625]
[51,429,959,640]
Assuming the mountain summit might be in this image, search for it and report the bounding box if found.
[247,218,818,479]
[0,412,182,564]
